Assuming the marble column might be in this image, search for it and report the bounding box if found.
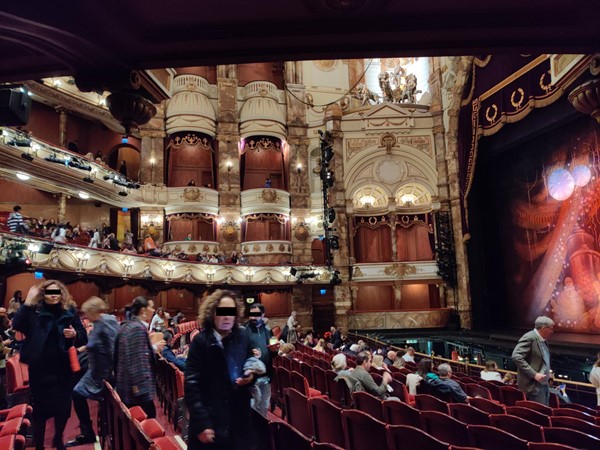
[393,281,402,309]
[57,108,68,148]
[291,285,313,333]
[57,193,67,223]
[389,211,398,261]
[140,129,166,186]
[216,66,241,256]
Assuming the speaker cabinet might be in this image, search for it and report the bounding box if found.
[0,87,32,126]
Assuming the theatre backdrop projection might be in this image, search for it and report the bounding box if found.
[496,118,600,333]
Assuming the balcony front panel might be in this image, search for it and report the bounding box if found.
[164,187,219,215]
[351,261,440,282]
[348,308,452,330]
[241,188,290,216]
[241,240,292,265]
[162,240,220,256]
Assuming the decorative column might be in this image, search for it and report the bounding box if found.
[389,209,398,261]
[291,285,313,334]
[57,108,68,148]
[57,193,67,223]
[140,105,166,186]
[438,56,475,329]
[393,281,402,309]
[216,65,241,256]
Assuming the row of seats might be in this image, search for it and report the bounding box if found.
[5,354,30,407]
[0,404,31,450]
[155,357,185,434]
[282,388,596,450]
[103,381,183,450]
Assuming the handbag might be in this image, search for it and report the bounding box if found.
[69,346,81,372]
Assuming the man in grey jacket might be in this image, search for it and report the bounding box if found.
[350,351,392,399]
[512,316,555,405]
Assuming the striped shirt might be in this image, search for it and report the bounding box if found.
[7,212,24,232]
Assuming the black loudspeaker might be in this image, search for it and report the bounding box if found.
[0,87,32,126]
[38,242,54,255]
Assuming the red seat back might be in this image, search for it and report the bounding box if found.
[341,409,387,450]
[383,399,421,427]
[506,406,551,426]
[489,413,544,442]
[353,391,384,422]
[415,394,450,414]
[467,424,528,450]
[386,424,448,450]
[420,410,469,447]
[309,397,344,448]
[284,388,313,439]
[449,403,490,425]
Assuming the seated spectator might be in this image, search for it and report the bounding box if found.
[331,353,352,377]
[187,179,196,186]
[208,254,218,264]
[184,232,192,241]
[303,333,315,347]
[172,310,185,325]
[345,343,360,357]
[51,224,67,244]
[108,233,120,251]
[314,338,327,353]
[393,350,406,369]
[417,358,438,382]
[428,363,468,403]
[349,352,393,399]
[371,354,388,371]
[144,234,161,257]
[402,346,416,364]
[502,372,516,385]
[231,251,238,264]
[384,350,397,366]
[150,307,169,332]
[160,331,186,371]
[122,243,137,254]
[238,253,249,264]
[480,360,503,382]
[278,343,295,359]
[88,228,101,248]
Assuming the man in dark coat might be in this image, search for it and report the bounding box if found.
[185,290,257,450]
[245,303,277,417]
[330,326,342,349]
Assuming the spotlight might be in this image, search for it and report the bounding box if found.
[327,207,336,223]
[21,152,34,161]
[83,176,94,183]
[103,174,112,180]
[322,145,334,164]
[329,235,340,250]
[290,267,297,276]
[118,190,128,197]
[331,270,342,285]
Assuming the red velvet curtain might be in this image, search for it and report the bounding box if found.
[241,140,285,189]
[168,219,215,241]
[354,226,392,262]
[168,135,215,187]
[244,219,287,241]
[396,223,434,261]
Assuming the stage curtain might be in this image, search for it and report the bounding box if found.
[354,226,392,262]
[355,284,394,310]
[396,223,434,261]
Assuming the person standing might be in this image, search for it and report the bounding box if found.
[7,205,25,233]
[119,160,128,177]
[589,352,600,406]
[286,311,299,344]
[12,281,87,450]
[246,303,276,417]
[512,316,555,405]
[114,296,164,418]
[184,290,257,450]
[66,297,119,447]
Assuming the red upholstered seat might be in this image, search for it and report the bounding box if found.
[129,406,148,422]
[469,397,506,415]
[489,413,544,442]
[140,418,165,439]
[552,407,596,423]
[309,397,344,448]
[0,434,25,450]
[506,406,551,426]
[284,388,314,439]
[353,391,385,422]
[153,436,184,449]
[341,409,388,450]
[515,400,552,416]
[270,420,312,450]
[499,386,526,406]
[543,426,600,450]
[550,415,600,436]
[449,403,490,425]
[386,424,448,450]
[312,366,329,397]
[415,393,450,414]
[465,383,494,401]
[420,410,470,447]
[560,402,599,416]
[383,399,421,427]
[290,370,325,398]
[467,424,528,450]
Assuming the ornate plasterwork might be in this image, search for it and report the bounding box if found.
[346,135,432,161]
[314,60,338,72]
[384,263,418,277]
[182,187,204,202]
[348,309,451,330]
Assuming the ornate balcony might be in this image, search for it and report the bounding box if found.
[348,308,452,329]
[164,187,219,216]
[241,240,292,264]
[241,188,290,216]
[350,261,440,282]
[162,240,220,256]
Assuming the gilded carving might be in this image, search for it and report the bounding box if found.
[353,266,365,277]
[294,224,309,241]
[261,189,279,203]
[174,245,182,253]
[252,244,260,252]
[188,244,197,253]
[278,243,285,252]
[183,187,204,202]
[485,104,498,124]
[266,243,274,252]
[245,137,281,152]
[243,245,249,253]
[203,245,210,252]
[346,138,379,161]
[510,88,525,109]
[383,263,417,278]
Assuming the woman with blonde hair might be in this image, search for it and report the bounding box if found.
[589,352,600,405]
[185,290,259,450]
[13,280,87,450]
[314,338,327,353]
[68,296,119,446]
[371,354,387,371]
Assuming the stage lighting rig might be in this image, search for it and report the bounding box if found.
[83,176,94,183]
[21,152,34,161]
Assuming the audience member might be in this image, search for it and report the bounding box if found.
[589,351,600,405]
[184,290,261,450]
[480,360,503,382]
[150,307,168,332]
[119,160,128,177]
[246,302,277,417]
[124,229,133,245]
[402,346,416,364]
[7,205,25,233]
[384,350,397,366]
[286,310,299,344]
[330,326,342,349]
[13,281,87,450]
[7,290,23,318]
[88,228,101,248]
[187,179,196,186]
[429,363,468,403]
[349,351,393,399]
[160,331,186,371]
[67,297,119,447]
[115,296,164,418]
[278,343,295,359]
[314,338,327,353]
[331,353,352,377]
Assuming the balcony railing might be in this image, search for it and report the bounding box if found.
[351,261,440,282]
[348,308,452,329]
[241,188,290,216]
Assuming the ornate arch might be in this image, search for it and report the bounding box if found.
[352,184,392,212]
[395,182,433,211]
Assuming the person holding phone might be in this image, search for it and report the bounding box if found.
[185,290,259,450]
[12,281,87,450]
